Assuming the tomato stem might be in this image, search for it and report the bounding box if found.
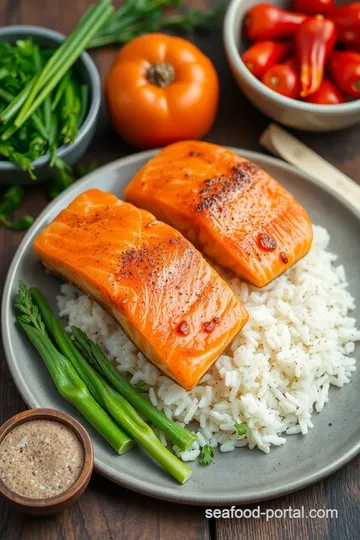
[146,62,175,87]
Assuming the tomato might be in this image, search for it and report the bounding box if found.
[245,3,306,41]
[241,41,292,78]
[328,3,360,48]
[106,34,219,148]
[328,50,360,98]
[262,61,301,98]
[304,78,346,104]
[294,0,335,15]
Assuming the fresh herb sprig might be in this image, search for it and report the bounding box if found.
[235,423,247,437]
[88,0,226,48]
[0,187,33,231]
[199,444,215,465]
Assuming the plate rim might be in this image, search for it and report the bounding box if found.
[2,147,360,506]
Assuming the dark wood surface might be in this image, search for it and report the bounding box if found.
[0,1,359,539]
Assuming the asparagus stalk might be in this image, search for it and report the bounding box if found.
[31,287,192,484]
[16,283,133,455]
[31,288,196,452]
[72,327,197,452]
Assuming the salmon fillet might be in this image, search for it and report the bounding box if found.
[125,141,313,287]
[33,189,248,391]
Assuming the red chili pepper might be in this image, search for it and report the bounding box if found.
[328,3,360,47]
[295,16,336,97]
[328,50,360,98]
[245,3,307,41]
[294,0,334,16]
[241,41,292,79]
[304,77,346,104]
[262,61,301,99]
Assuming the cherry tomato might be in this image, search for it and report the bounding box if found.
[245,3,307,41]
[294,0,335,15]
[304,78,346,104]
[241,41,292,78]
[328,50,360,98]
[262,62,301,99]
[328,3,360,48]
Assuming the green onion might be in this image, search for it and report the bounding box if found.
[16,283,133,455]
[0,142,35,179]
[0,215,34,231]
[234,423,247,437]
[77,84,89,128]
[31,287,192,484]
[72,326,197,452]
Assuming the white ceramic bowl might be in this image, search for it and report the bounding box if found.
[224,0,360,131]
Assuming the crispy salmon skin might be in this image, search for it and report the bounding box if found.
[125,141,313,287]
[33,189,248,390]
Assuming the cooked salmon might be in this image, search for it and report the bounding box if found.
[33,189,248,390]
[125,141,313,287]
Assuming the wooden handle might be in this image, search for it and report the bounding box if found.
[260,123,360,212]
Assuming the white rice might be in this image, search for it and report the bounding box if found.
[57,226,359,459]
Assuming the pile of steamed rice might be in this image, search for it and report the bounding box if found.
[57,226,359,460]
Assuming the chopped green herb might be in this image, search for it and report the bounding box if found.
[199,444,214,465]
[75,162,98,178]
[0,186,33,230]
[135,380,147,393]
[234,423,247,437]
[48,157,74,200]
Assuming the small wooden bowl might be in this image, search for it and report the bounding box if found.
[0,408,94,515]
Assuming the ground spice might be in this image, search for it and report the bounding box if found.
[0,420,84,499]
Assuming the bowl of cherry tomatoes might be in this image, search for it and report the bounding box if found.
[224,0,360,131]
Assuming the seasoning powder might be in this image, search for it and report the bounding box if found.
[0,420,84,499]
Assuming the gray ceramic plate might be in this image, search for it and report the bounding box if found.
[2,149,360,505]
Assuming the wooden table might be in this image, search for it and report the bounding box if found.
[0,1,359,538]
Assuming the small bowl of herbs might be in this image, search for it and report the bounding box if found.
[0,24,101,187]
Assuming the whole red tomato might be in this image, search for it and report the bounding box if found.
[328,51,360,97]
[304,78,346,104]
[245,3,306,41]
[262,60,301,99]
[241,41,292,78]
[328,3,360,47]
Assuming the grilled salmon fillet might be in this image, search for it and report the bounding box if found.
[125,141,313,287]
[33,189,248,390]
